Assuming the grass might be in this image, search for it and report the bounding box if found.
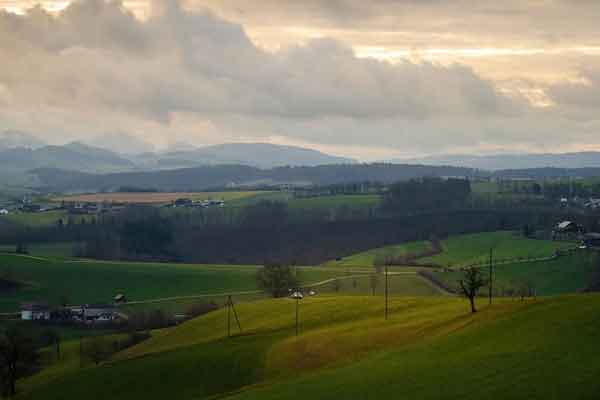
[4,210,68,228]
[227,295,600,400]
[287,195,381,211]
[51,192,265,204]
[323,240,431,268]
[0,254,336,313]
[427,250,599,296]
[418,231,573,268]
[16,294,600,400]
[314,273,444,296]
[0,242,76,258]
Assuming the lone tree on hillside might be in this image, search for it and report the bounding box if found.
[369,273,379,296]
[257,263,298,298]
[458,267,486,313]
[0,328,39,397]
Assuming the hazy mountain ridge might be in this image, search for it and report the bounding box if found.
[398,152,600,170]
[142,143,356,169]
[0,130,46,150]
[32,164,477,192]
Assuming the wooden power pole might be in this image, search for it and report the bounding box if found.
[385,264,389,320]
[295,288,299,336]
[226,295,242,338]
[489,247,493,305]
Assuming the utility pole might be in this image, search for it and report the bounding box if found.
[295,288,299,336]
[227,295,231,338]
[385,263,389,320]
[226,295,242,338]
[489,247,493,305]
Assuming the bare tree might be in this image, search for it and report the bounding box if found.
[0,329,39,397]
[83,337,112,366]
[256,263,298,298]
[369,273,379,296]
[331,277,342,293]
[458,267,486,313]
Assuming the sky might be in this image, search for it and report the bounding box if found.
[1,0,600,160]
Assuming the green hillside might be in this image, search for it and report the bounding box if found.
[0,242,75,258]
[16,295,600,400]
[324,241,431,268]
[0,254,336,313]
[228,295,600,400]
[428,250,599,296]
[417,231,573,268]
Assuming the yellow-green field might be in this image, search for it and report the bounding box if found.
[52,191,266,204]
[15,294,600,400]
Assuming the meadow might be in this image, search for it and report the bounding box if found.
[3,210,69,228]
[324,231,573,269]
[15,294,600,400]
[323,240,431,268]
[52,191,265,204]
[0,242,75,258]
[428,250,599,296]
[287,194,381,211]
[0,254,338,313]
[417,231,573,268]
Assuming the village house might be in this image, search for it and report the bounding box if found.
[83,304,117,323]
[553,220,582,240]
[20,303,50,321]
[583,233,600,249]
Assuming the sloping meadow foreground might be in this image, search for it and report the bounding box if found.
[16,294,600,400]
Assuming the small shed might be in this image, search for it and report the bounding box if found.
[84,304,117,322]
[584,233,600,248]
[114,293,127,303]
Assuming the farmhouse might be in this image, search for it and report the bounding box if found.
[21,303,50,320]
[583,233,600,248]
[83,304,117,323]
[553,220,583,240]
[114,293,127,303]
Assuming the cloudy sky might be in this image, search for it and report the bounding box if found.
[1,0,599,159]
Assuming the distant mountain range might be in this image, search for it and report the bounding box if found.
[0,130,46,150]
[32,164,476,192]
[133,143,355,169]
[397,152,600,170]
[0,131,356,186]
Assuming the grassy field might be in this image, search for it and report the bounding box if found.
[323,241,431,268]
[288,195,381,211]
[0,254,338,313]
[3,210,68,227]
[314,273,444,296]
[52,192,265,204]
[16,294,600,400]
[0,242,76,258]
[428,250,599,296]
[418,231,573,268]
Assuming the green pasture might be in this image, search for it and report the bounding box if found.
[0,254,336,313]
[0,242,76,258]
[418,231,573,268]
[427,250,598,296]
[287,195,381,211]
[324,241,431,268]
[15,294,600,400]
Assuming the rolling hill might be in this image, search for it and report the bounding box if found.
[16,294,600,400]
[400,151,600,170]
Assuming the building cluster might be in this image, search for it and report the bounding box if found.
[20,295,126,323]
[552,220,600,248]
[171,198,225,209]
